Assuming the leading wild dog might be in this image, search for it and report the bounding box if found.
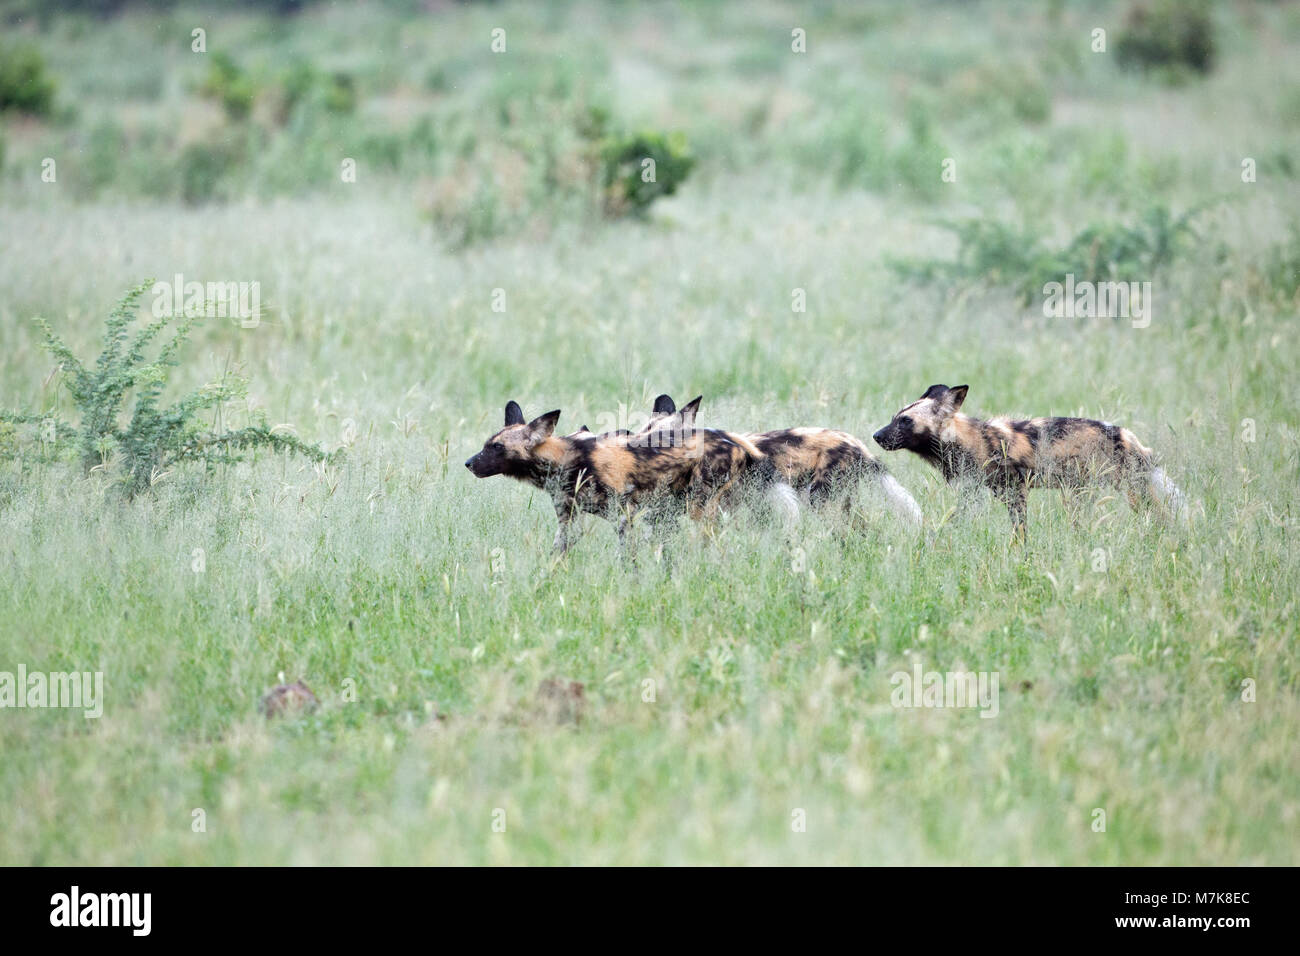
[465,401,777,554]
[646,395,922,525]
[872,384,1187,541]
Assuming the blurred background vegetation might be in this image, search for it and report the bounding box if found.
[1,1,1298,867]
[1,0,1290,251]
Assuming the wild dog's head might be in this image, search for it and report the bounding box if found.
[634,394,701,446]
[640,394,686,431]
[873,384,968,454]
[465,401,562,478]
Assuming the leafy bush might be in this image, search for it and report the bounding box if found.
[0,42,56,116]
[198,52,256,121]
[418,99,691,245]
[892,205,1204,304]
[321,71,356,115]
[3,282,331,497]
[599,130,695,217]
[1115,0,1216,76]
[272,59,356,123]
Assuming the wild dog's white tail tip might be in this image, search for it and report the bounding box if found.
[765,481,802,526]
[1149,467,1189,522]
[879,473,924,526]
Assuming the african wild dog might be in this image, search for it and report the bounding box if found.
[638,394,802,522]
[465,400,780,554]
[646,395,922,525]
[872,384,1187,541]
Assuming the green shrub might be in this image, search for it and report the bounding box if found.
[0,42,56,116]
[892,205,1204,304]
[198,52,255,121]
[1115,0,1216,76]
[599,130,695,217]
[5,282,331,497]
[418,105,686,244]
[273,59,356,123]
[322,72,356,115]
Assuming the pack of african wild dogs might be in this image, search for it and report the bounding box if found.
[465,385,1188,553]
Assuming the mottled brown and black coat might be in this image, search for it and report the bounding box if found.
[466,401,774,553]
[646,395,922,524]
[873,384,1185,540]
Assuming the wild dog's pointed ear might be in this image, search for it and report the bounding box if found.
[922,384,949,401]
[577,425,590,434]
[525,409,561,444]
[679,396,702,426]
[948,385,969,410]
[652,394,676,415]
[505,401,525,426]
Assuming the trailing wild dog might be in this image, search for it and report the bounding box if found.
[872,384,1187,541]
[646,395,922,525]
[636,394,801,523]
[465,401,780,554]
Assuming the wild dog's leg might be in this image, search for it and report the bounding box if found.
[995,479,1029,544]
[552,499,578,555]
[808,465,833,509]
[1119,469,1147,513]
[616,512,631,555]
[552,520,571,554]
[616,503,653,565]
[1058,481,1087,531]
[648,511,675,570]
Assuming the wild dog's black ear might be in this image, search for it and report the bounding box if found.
[948,385,969,409]
[679,395,702,426]
[577,425,590,434]
[922,384,949,401]
[505,401,525,426]
[525,409,561,443]
[652,394,676,415]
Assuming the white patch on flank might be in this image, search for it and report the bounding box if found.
[880,473,924,525]
[1149,467,1188,520]
[766,481,802,525]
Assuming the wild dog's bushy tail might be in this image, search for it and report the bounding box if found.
[729,453,801,526]
[875,471,924,526]
[765,478,802,526]
[1149,466,1189,522]
[1124,427,1189,523]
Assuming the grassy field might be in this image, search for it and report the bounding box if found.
[1,0,1298,865]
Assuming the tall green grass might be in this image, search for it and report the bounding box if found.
[0,0,1297,864]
